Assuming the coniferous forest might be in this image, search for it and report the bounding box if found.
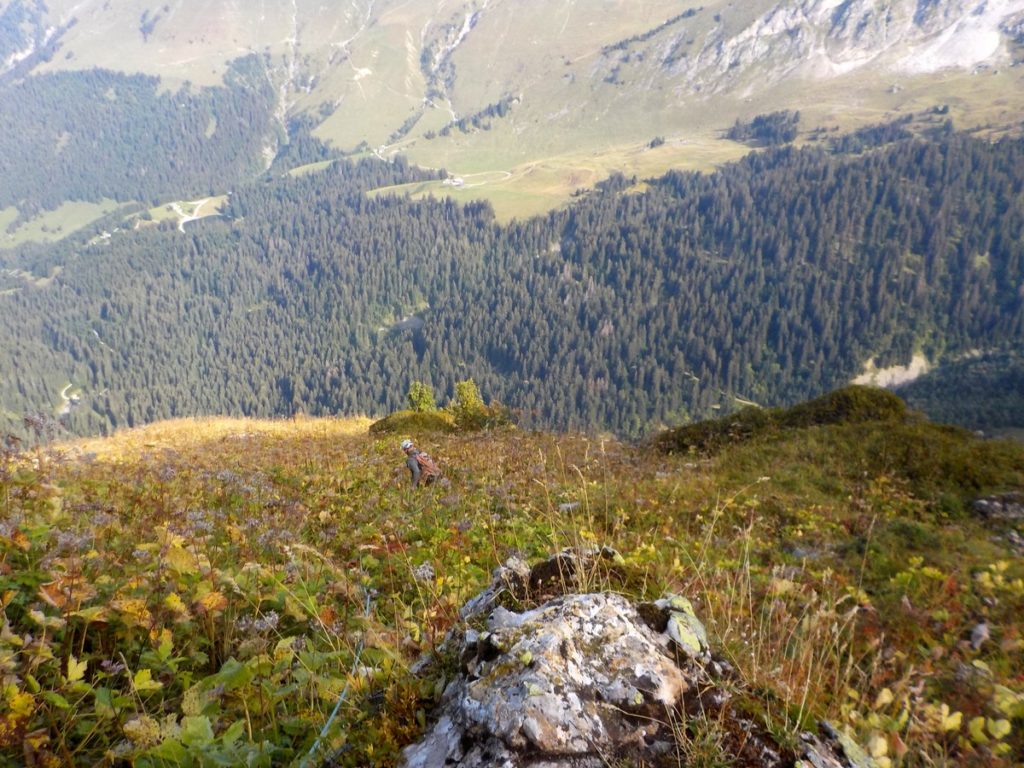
[1,132,1022,437]
[0,57,277,214]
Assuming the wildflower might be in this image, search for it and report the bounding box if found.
[100,659,126,676]
[91,511,115,528]
[249,472,273,493]
[240,610,281,634]
[257,529,281,549]
[186,509,214,535]
[254,611,280,633]
[413,562,436,582]
[55,530,91,553]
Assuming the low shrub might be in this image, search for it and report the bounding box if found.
[368,409,456,435]
[654,386,908,455]
[780,385,906,428]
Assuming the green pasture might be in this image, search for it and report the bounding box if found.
[0,200,126,250]
[370,136,750,222]
[137,195,229,228]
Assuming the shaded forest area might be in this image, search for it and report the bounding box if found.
[0,56,276,216]
[898,351,1024,432]
[0,133,1022,437]
[726,110,800,146]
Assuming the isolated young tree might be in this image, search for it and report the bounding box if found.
[450,379,486,430]
[407,381,436,412]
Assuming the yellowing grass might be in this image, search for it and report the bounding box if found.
[137,195,229,230]
[287,159,337,177]
[370,137,750,222]
[63,415,374,463]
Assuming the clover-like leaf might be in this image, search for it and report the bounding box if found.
[969,716,989,744]
[180,715,215,747]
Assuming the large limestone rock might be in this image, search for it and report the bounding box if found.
[406,592,687,768]
[402,550,875,768]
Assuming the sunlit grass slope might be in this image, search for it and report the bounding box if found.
[2,395,1023,765]
[369,137,750,222]
[0,200,128,250]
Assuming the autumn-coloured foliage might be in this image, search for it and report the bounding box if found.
[1,407,1022,765]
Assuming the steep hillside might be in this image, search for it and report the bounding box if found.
[1,130,1022,438]
[1,390,1022,765]
[897,351,1024,433]
[0,55,278,212]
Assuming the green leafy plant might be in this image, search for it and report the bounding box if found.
[406,382,437,414]
[447,379,513,432]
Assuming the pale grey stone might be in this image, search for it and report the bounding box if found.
[402,550,875,768]
[402,592,686,767]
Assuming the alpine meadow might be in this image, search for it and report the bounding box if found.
[2,1,1024,767]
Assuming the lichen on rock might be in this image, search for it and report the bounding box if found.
[405,590,687,767]
[402,550,876,768]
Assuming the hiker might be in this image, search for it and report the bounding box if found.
[401,439,441,488]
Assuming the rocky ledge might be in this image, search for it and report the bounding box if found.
[402,549,874,768]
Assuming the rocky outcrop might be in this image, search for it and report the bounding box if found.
[402,550,876,768]
[972,493,1024,555]
[405,592,689,768]
[972,492,1024,521]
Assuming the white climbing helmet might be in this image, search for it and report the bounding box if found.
[401,439,414,451]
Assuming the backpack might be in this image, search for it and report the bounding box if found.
[415,451,441,482]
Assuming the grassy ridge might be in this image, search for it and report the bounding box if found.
[1,399,1023,765]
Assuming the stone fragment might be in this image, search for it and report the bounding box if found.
[656,594,710,659]
[458,556,530,621]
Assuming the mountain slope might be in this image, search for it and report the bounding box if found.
[1,131,1022,437]
[1,393,1022,765]
[2,0,1023,219]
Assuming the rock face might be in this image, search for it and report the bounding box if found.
[402,550,875,768]
[972,493,1024,555]
[677,0,1024,93]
